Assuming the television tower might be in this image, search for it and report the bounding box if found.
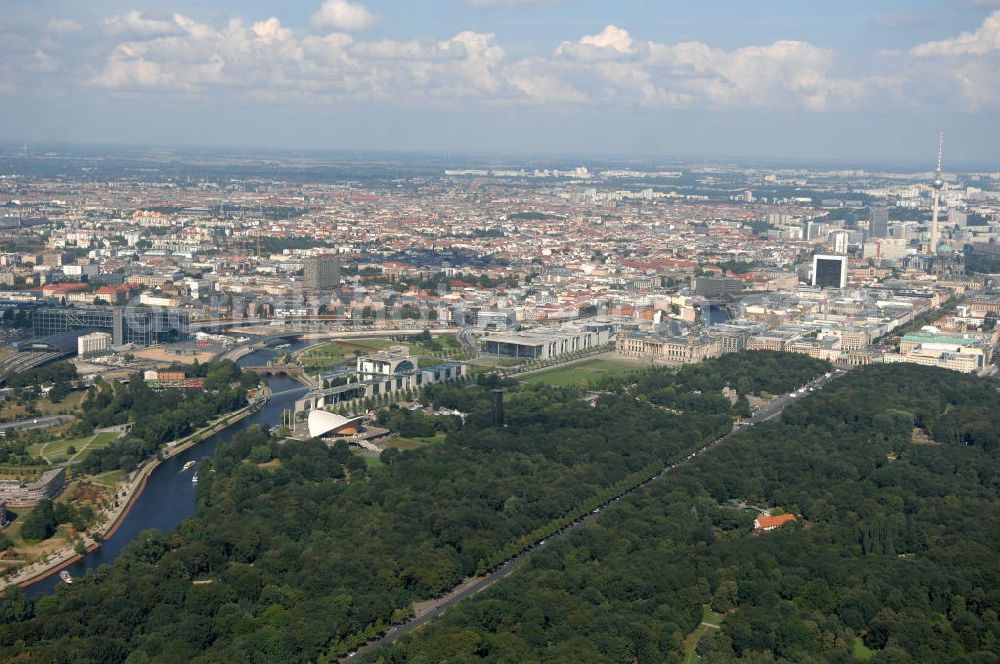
[927,132,944,255]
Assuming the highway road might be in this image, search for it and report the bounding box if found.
[456,327,479,355]
[340,367,850,661]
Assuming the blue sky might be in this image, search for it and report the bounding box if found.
[2,0,1000,165]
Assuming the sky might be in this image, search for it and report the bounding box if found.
[2,0,1000,166]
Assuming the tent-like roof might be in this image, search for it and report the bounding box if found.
[307,410,365,438]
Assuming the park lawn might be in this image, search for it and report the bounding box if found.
[0,390,87,421]
[385,433,446,450]
[90,468,128,491]
[2,507,72,551]
[35,431,119,464]
[300,339,399,365]
[342,338,398,351]
[682,605,727,664]
[853,638,876,661]
[345,448,384,472]
[406,334,463,356]
[520,358,637,388]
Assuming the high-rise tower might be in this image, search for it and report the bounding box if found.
[928,132,944,255]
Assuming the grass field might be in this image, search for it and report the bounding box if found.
[520,358,637,388]
[853,638,876,661]
[385,433,447,450]
[299,339,399,368]
[683,605,727,663]
[0,391,87,422]
[359,454,383,469]
[90,468,128,490]
[33,431,119,465]
[348,339,401,351]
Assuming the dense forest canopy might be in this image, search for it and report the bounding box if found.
[75,360,254,474]
[369,364,1000,663]
[0,352,827,662]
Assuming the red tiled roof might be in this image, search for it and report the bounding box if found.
[755,514,797,529]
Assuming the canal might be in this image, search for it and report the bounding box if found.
[25,342,311,597]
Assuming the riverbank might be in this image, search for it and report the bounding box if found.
[3,397,267,592]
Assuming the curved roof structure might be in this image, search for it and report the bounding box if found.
[308,410,365,438]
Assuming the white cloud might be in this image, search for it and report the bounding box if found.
[7,13,934,113]
[100,11,183,37]
[32,49,58,72]
[556,25,634,58]
[311,0,379,32]
[578,25,633,53]
[910,10,1000,56]
[89,13,506,104]
[548,26,866,111]
[46,18,82,34]
[906,11,1000,109]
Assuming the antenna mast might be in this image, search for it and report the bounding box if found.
[928,132,944,256]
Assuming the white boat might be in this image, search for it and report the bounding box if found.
[59,570,72,584]
[191,474,198,484]
[182,461,196,472]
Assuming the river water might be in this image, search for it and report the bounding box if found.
[25,342,311,598]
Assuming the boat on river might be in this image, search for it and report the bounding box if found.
[59,570,72,584]
[182,461,196,472]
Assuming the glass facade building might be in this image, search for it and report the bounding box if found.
[32,306,189,346]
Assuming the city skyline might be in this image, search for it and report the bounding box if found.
[2,1,1000,164]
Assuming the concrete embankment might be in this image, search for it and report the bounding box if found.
[6,399,266,591]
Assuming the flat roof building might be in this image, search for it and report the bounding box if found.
[32,306,189,346]
[304,255,341,290]
[482,324,611,360]
[78,331,112,358]
[812,255,848,289]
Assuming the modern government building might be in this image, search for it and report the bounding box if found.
[480,321,613,360]
[296,346,466,413]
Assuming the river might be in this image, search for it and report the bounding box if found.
[25,341,311,598]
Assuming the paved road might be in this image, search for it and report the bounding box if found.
[456,328,478,355]
[341,368,849,661]
[0,414,73,435]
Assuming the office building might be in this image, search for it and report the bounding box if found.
[77,331,112,357]
[693,276,748,297]
[304,255,341,290]
[870,206,889,239]
[296,348,466,412]
[812,255,848,289]
[830,230,850,255]
[0,468,67,507]
[33,306,189,346]
[482,323,611,360]
[948,210,968,227]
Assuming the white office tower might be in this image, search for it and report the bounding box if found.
[830,231,850,255]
